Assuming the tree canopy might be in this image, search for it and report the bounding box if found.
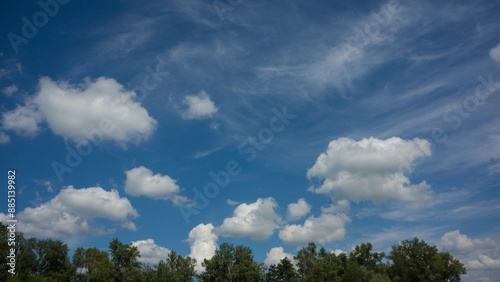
[0,223,467,281]
[200,242,265,281]
[388,237,466,282]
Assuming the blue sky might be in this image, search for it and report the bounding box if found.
[1,0,500,279]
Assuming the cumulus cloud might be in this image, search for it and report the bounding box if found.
[279,213,350,245]
[332,249,347,256]
[0,213,10,223]
[468,255,500,270]
[436,230,500,279]
[124,166,188,205]
[440,230,478,253]
[287,198,311,221]
[439,230,495,254]
[216,197,280,240]
[181,91,218,119]
[490,43,500,66]
[187,223,218,273]
[264,247,295,266]
[0,186,138,238]
[1,76,157,145]
[1,103,42,136]
[307,137,433,205]
[131,239,171,265]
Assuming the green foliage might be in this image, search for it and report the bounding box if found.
[318,246,344,281]
[350,243,385,272]
[141,250,197,282]
[165,251,197,281]
[13,236,38,280]
[0,223,468,282]
[200,242,265,281]
[349,242,389,280]
[266,257,298,282]
[33,239,76,281]
[343,259,390,282]
[294,242,349,282]
[109,238,142,281]
[0,224,10,281]
[293,242,391,282]
[0,224,39,281]
[294,242,322,281]
[389,237,466,282]
[73,246,113,281]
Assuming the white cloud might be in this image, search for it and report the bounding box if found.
[1,103,42,136]
[226,199,239,205]
[307,137,433,205]
[131,239,171,265]
[124,166,188,204]
[57,186,138,220]
[256,1,409,91]
[279,213,350,245]
[287,198,311,221]
[216,197,280,240]
[0,131,10,144]
[1,76,157,145]
[439,230,480,251]
[468,255,500,270]
[435,230,500,280]
[332,249,347,256]
[181,91,218,119]
[439,230,493,254]
[304,42,385,90]
[190,145,223,159]
[490,43,500,66]
[264,247,295,266]
[2,85,18,96]
[187,223,218,273]
[0,213,9,223]
[321,200,350,214]
[0,186,138,238]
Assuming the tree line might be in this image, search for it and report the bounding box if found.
[1,223,466,281]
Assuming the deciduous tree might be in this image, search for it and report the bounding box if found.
[266,257,298,282]
[389,237,466,282]
[73,246,112,281]
[109,238,142,281]
[34,239,76,281]
[200,242,265,281]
